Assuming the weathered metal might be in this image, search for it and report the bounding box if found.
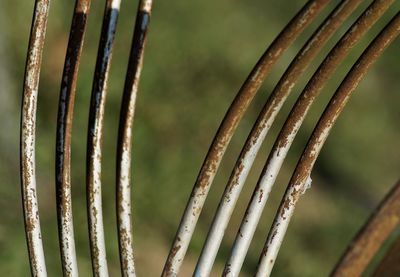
[373,228,400,276]
[20,0,51,276]
[257,12,400,276]
[18,0,400,276]
[116,0,153,276]
[195,0,363,275]
[162,0,331,275]
[55,0,92,276]
[222,1,395,276]
[332,179,400,276]
[86,0,121,276]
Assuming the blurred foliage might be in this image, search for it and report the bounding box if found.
[0,0,399,276]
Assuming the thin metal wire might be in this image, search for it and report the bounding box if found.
[194,0,363,275]
[116,0,153,276]
[332,179,400,276]
[162,0,331,275]
[223,0,395,275]
[55,0,91,276]
[20,0,51,276]
[86,0,121,275]
[256,12,400,276]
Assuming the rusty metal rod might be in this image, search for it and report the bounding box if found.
[195,0,363,275]
[372,227,400,277]
[86,0,121,276]
[257,13,400,276]
[223,0,395,276]
[332,179,400,276]
[20,0,51,276]
[116,0,153,276]
[162,0,331,275]
[55,0,91,276]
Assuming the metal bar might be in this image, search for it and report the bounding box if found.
[332,180,400,276]
[116,0,153,276]
[256,13,400,276]
[86,0,121,276]
[373,228,400,277]
[194,0,363,275]
[55,0,91,276]
[162,0,331,275]
[223,1,395,276]
[20,0,51,276]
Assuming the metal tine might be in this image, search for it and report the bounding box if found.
[162,0,331,275]
[116,0,153,276]
[372,226,400,277]
[195,0,363,275]
[256,12,400,276]
[56,0,92,276]
[332,180,400,276]
[223,0,395,276]
[86,0,121,276]
[20,0,51,276]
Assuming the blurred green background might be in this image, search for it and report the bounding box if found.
[0,0,399,276]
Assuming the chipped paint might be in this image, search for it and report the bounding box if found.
[163,0,331,275]
[116,0,153,276]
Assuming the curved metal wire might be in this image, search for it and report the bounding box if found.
[86,0,121,275]
[256,12,400,276]
[223,0,395,275]
[116,0,153,276]
[55,0,91,275]
[332,179,400,276]
[20,0,51,276]
[373,227,400,276]
[194,0,363,275]
[162,0,331,275]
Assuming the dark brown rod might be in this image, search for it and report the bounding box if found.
[55,0,92,276]
[332,180,400,276]
[372,228,400,277]
[20,0,51,276]
[86,0,121,275]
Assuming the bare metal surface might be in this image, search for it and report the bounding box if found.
[332,179,400,276]
[162,1,331,275]
[86,0,121,276]
[116,0,153,276]
[20,0,50,276]
[55,0,92,276]
[373,230,400,277]
[194,0,363,275]
[257,13,400,276]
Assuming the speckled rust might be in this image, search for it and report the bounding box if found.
[257,11,400,276]
[195,1,363,275]
[55,0,91,276]
[162,1,330,275]
[116,0,153,276]
[86,0,120,276]
[20,0,50,276]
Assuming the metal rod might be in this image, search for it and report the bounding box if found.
[372,227,400,277]
[116,0,153,276]
[332,180,400,276]
[20,0,51,276]
[162,0,331,275]
[223,0,395,276]
[55,0,91,276]
[86,0,121,276]
[194,0,363,275]
[256,13,400,276]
